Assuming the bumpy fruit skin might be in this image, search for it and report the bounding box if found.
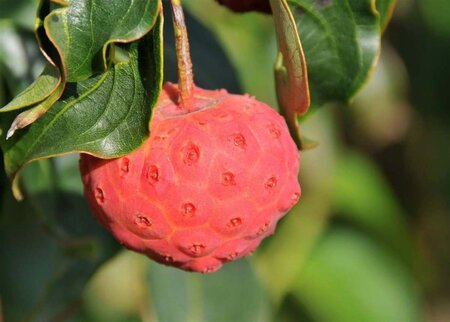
[80,83,300,273]
[216,0,271,14]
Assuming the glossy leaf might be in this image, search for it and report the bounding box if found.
[148,260,270,322]
[44,0,161,82]
[289,0,381,107]
[1,20,163,199]
[0,21,57,137]
[5,80,64,138]
[294,228,421,322]
[0,2,65,135]
[0,64,61,113]
[376,0,397,32]
[270,0,310,149]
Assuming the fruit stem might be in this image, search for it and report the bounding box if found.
[170,0,194,110]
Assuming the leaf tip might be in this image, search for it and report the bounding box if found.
[12,176,24,201]
[6,124,18,140]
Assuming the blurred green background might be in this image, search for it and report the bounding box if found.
[1,0,449,321]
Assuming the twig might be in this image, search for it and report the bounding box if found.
[170,0,195,110]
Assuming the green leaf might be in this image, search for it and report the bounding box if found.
[4,80,64,138]
[376,0,397,32]
[270,0,310,150]
[148,260,271,322]
[1,63,64,140]
[293,228,422,322]
[0,64,61,113]
[289,0,381,107]
[0,18,63,136]
[1,19,163,199]
[44,0,161,82]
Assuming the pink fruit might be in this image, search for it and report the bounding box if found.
[216,0,271,14]
[80,83,300,273]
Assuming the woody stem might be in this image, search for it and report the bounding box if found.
[170,0,194,110]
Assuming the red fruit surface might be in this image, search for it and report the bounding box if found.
[216,0,271,14]
[80,83,300,273]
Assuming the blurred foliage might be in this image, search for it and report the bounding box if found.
[0,0,36,30]
[0,158,119,322]
[1,0,450,322]
[148,259,270,322]
[294,227,421,322]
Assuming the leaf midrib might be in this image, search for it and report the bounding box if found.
[18,69,111,169]
[64,59,141,152]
